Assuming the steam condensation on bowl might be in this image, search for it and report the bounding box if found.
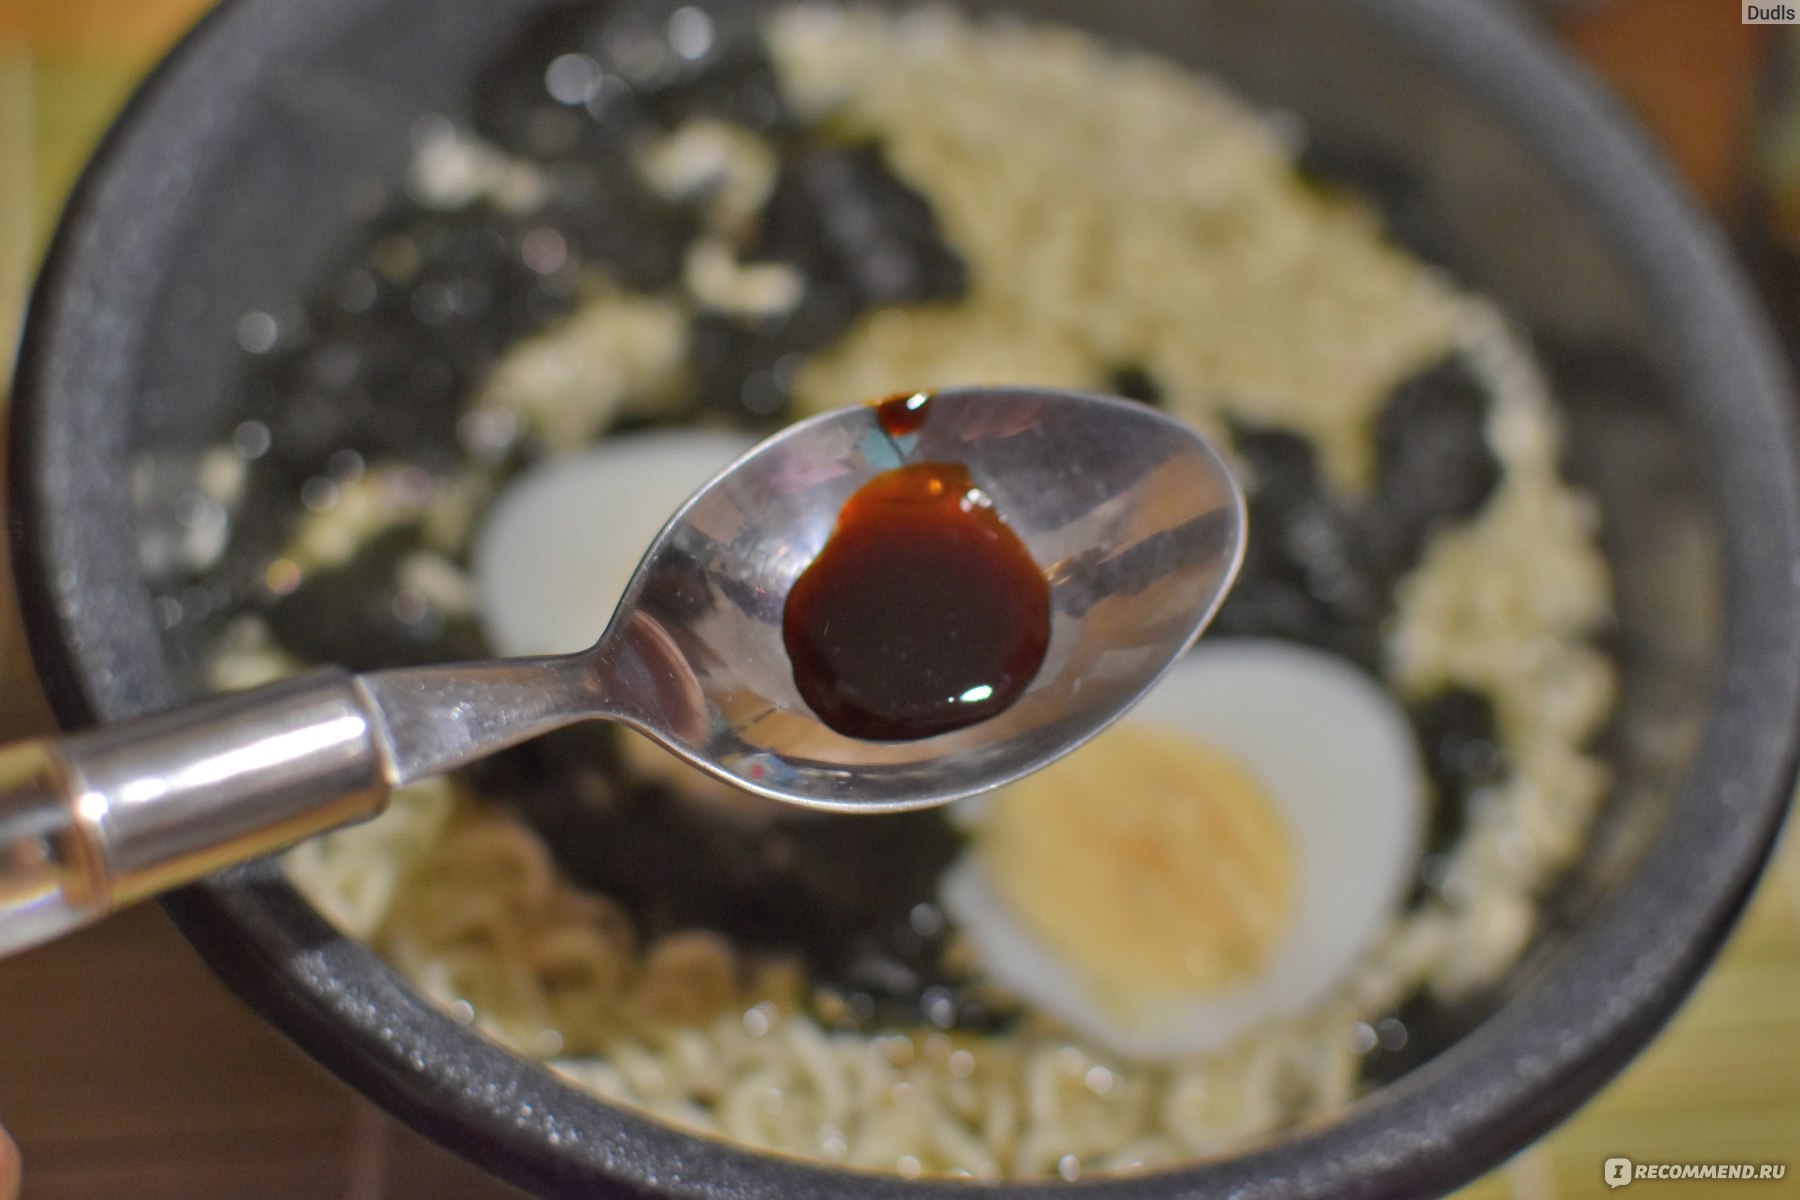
[168,3,1616,1182]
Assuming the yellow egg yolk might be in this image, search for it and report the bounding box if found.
[976,723,1297,1012]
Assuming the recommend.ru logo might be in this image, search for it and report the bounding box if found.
[1604,1157,1788,1186]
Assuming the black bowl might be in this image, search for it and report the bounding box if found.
[12,0,1800,1197]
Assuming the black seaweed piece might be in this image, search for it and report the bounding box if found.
[467,2,617,156]
[212,192,596,598]
[1108,363,1164,405]
[465,723,626,828]
[1209,574,1382,669]
[1212,425,1387,670]
[684,286,853,422]
[1213,351,1500,668]
[1361,353,1502,579]
[682,140,970,421]
[491,733,1005,1032]
[467,0,783,289]
[603,1,796,134]
[1408,688,1507,886]
[753,142,969,308]
[469,0,793,158]
[829,936,1019,1035]
[262,525,488,671]
[200,206,578,625]
[535,155,699,291]
[263,205,575,474]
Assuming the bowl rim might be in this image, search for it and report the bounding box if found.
[11,0,1800,1197]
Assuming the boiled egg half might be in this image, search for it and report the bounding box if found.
[941,638,1423,1060]
[473,429,754,656]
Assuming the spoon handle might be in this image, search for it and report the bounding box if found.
[0,670,390,958]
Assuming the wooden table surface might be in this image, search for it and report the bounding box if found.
[0,2,1796,1197]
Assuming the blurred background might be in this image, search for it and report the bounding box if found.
[0,0,1798,1197]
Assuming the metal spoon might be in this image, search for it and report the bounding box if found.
[0,386,1245,957]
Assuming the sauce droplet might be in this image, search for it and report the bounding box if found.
[874,391,933,438]
[784,462,1050,741]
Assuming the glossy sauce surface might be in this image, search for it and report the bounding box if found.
[783,461,1050,741]
[874,391,933,438]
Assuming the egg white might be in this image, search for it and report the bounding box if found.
[472,430,755,657]
[942,638,1424,1061]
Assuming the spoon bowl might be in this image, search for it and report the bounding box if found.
[590,385,1246,811]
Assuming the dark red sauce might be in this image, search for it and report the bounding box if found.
[783,462,1050,741]
[874,391,933,438]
